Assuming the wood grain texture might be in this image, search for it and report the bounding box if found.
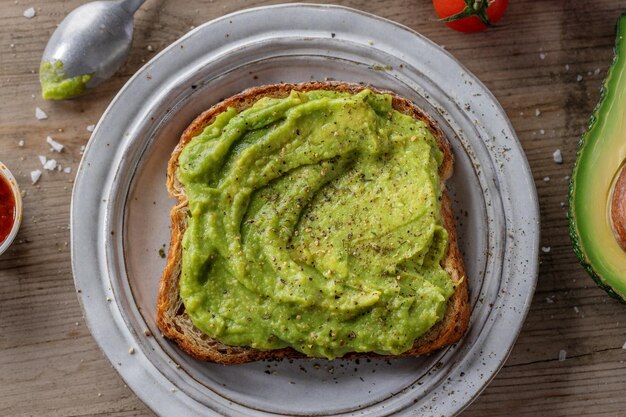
[0,0,625,416]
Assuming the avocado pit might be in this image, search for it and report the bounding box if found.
[610,163,626,251]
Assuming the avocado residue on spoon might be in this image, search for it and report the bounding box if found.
[39,60,92,100]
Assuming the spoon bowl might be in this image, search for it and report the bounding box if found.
[40,0,145,99]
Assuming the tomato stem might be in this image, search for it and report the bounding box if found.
[437,0,497,28]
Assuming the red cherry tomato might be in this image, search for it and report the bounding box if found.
[433,0,508,33]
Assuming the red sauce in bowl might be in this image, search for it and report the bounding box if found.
[0,174,16,243]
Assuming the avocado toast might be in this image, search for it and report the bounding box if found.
[157,82,470,364]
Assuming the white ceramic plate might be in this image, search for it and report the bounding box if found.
[71,4,539,416]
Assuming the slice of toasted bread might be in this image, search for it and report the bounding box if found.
[156,82,470,364]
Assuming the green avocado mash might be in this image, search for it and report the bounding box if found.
[178,89,455,359]
[39,60,92,100]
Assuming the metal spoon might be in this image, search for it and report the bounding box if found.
[40,0,145,99]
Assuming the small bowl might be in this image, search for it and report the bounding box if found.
[0,162,22,255]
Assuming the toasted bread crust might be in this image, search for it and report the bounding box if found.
[156,82,470,364]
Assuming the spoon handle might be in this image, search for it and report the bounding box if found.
[120,0,146,14]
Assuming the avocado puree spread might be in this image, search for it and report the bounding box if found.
[178,89,455,359]
[39,60,92,100]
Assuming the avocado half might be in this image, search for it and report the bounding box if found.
[569,14,626,302]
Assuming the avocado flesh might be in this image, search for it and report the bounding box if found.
[569,14,626,302]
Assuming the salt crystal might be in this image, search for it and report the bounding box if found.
[63,167,71,174]
[540,129,545,135]
[46,136,64,152]
[535,108,541,117]
[86,124,95,132]
[23,7,36,18]
[564,175,570,180]
[576,74,583,82]
[147,45,154,52]
[560,202,566,208]
[543,176,550,182]
[553,149,563,164]
[539,53,546,60]
[594,68,601,76]
[30,169,42,184]
[622,341,626,350]
[565,64,570,71]
[43,159,57,171]
[18,140,24,147]
[574,306,580,314]
[35,107,48,120]
[545,297,554,304]
[558,350,567,361]
[542,246,551,253]
[38,155,47,166]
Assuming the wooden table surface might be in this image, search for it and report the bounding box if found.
[1,0,626,416]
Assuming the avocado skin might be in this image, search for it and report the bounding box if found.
[568,13,626,303]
